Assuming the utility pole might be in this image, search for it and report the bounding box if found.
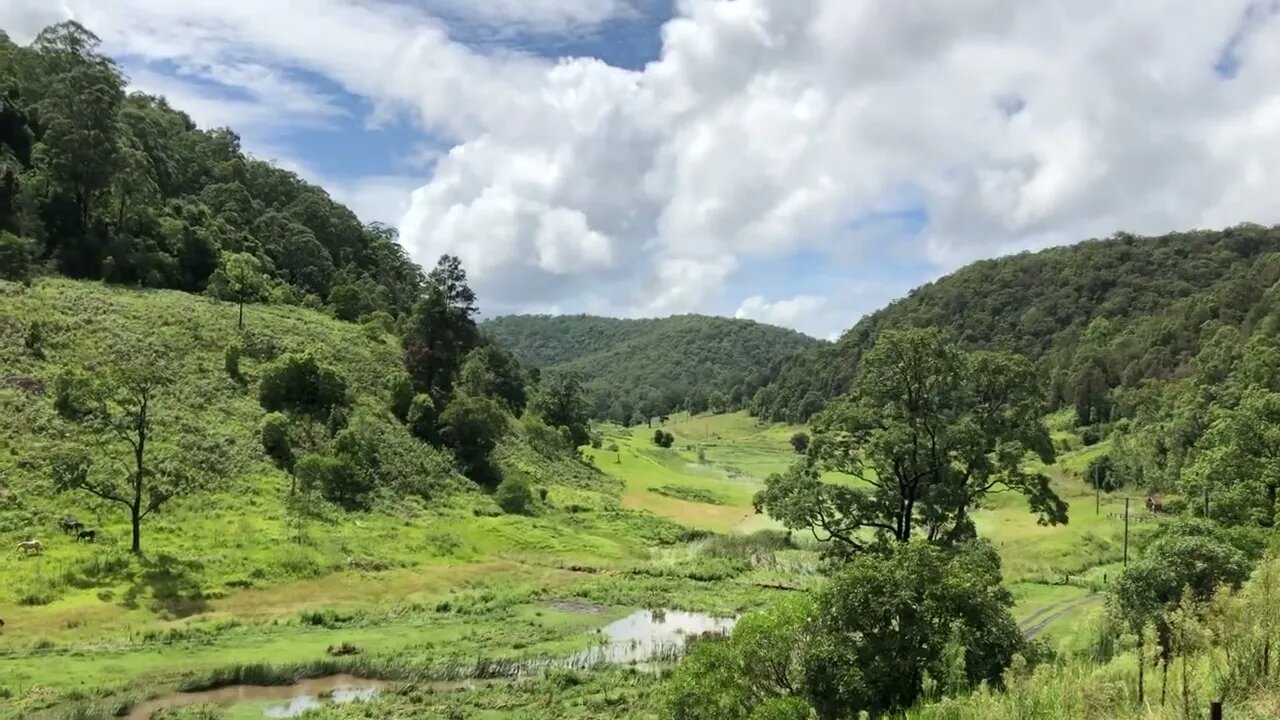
[1123,497,1130,567]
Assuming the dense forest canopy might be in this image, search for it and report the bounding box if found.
[482,313,822,423]
[0,23,423,320]
[747,225,1280,423]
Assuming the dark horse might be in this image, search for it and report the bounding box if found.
[60,517,84,534]
[76,529,96,543]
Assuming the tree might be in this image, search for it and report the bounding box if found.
[653,429,675,448]
[438,395,508,485]
[530,370,590,446]
[33,23,125,262]
[789,432,809,454]
[664,595,815,720]
[258,352,348,421]
[755,329,1065,554]
[1110,520,1250,704]
[805,541,1023,718]
[458,344,527,414]
[1187,391,1280,526]
[403,255,480,402]
[207,252,268,329]
[52,364,198,554]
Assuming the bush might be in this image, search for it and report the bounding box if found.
[439,396,509,485]
[53,369,93,420]
[260,413,294,471]
[1085,454,1118,491]
[390,373,414,422]
[790,432,810,454]
[407,394,436,442]
[653,429,675,448]
[258,352,348,420]
[1080,426,1101,446]
[296,453,369,511]
[0,231,36,282]
[605,443,619,452]
[495,474,534,515]
[224,341,243,381]
[589,432,604,449]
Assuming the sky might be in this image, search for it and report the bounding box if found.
[5,1,1280,339]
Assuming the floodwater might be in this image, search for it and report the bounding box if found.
[571,609,737,665]
[124,610,733,718]
[125,675,390,719]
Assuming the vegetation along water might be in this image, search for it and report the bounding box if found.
[4,17,1280,720]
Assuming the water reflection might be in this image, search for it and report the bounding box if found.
[572,609,737,665]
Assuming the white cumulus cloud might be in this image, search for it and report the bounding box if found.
[9,0,1280,338]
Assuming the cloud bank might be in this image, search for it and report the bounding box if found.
[7,1,1280,336]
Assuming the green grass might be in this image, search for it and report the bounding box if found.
[0,279,1189,719]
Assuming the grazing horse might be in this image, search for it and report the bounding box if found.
[76,529,96,543]
[17,539,42,555]
[60,517,84,534]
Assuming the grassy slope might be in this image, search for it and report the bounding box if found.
[0,280,1165,719]
[0,280,769,718]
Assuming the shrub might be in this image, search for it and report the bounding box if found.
[1080,426,1101,446]
[589,432,604,449]
[260,413,294,471]
[24,319,44,358]
[390,373,414,422]
[439,396,509,485]
[790,432,810,454]
[224,341,243,381]
[0,231,36,282]
[605,443,619,453]
[296,453,369,511]
[53,369,93,420]
[407,393,437,442]
[653,429,675,448]
[495,474,534,515]
[258,352,348,420]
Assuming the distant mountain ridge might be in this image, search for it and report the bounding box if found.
[482,313,823,421]
[743,224,1280,422]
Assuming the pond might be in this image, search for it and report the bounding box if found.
[570,609,737,665]
[125,675,391,719]
[124,609,734,718]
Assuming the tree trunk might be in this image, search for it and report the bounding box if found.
[1181,652,1189,719]
[1265,638,1271,678]
[238,295,245,330]
[130,503,142,554]
[1137,640,1145,705]
[1161,657,1168,706]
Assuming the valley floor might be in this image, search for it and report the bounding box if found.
[1,407,1141,719]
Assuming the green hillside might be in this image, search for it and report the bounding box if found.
[483,314,822,420]
[749,224,1280,422]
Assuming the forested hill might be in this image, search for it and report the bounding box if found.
[748,224,1280,422]
[482,314,822,422]
[0,23,422,320]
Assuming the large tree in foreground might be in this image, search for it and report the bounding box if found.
[53,363,203,554]
[755,328,1066,553]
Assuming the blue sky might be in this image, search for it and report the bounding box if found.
[5,0,1280,338]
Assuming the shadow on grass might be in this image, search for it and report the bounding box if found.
[121,553,209,619]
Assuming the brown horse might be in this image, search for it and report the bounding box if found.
[17,539,43,555]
